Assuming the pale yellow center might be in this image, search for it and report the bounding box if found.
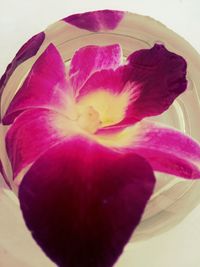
[76,89,131,129]
[54,87,134,142]
[77,106,102,134]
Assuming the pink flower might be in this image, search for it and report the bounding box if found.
[1,9,200,267]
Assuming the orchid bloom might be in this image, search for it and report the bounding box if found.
[1,9,200,267]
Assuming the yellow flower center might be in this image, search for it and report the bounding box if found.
[54,87,134,138]
[77,106,102,134]
[76,88,131,130]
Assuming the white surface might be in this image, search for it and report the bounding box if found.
[0,0,200,266]
[0,0,200,75]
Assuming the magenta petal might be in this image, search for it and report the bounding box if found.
[70,44,122,94]
[129,122,200,179]
[6,108,68,178]
[0,32,45,106]
[19,137,155,267]
[3,44,68,125]
[77,66,130,99]
[63,10,124,32]
[124,44,187,122]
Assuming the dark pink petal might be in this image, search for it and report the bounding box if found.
[19,137,155,267]
[0,160,11,189]
[125,44,187,123]
[70,44,122,94]
[63,10,124,32]
[0,32,45,107]
[127,122,200,179]
[6,108,72,178]
[3,44,68,125]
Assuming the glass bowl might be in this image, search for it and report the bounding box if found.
[0,10,200,266]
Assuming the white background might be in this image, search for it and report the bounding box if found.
[0,0,200,267]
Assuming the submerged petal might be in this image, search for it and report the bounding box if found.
[122,122,200,179]
[6,108,76,179]
[0,32,45,107]
[125,44,187,123]
[63,10,124,32]
[3,44,68,125]
[19,137,155,267]
[69,44,122,94]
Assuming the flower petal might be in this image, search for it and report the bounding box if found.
[19,137,155,267]
[6,108,76,178]
[3,44,68,125]
[0,32,45,105]
[63,10,124,32]
[125,44,187,123]
[69,44,122,94]
[123,122,200,179]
